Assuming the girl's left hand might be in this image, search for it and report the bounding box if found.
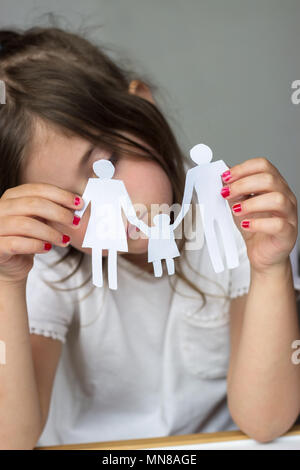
[220,157,298,273]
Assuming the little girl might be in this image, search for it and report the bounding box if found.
[0,26,299,449]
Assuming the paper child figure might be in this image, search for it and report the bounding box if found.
[74,159,143,289]
[175,143,239,273]
[137,213,183,277]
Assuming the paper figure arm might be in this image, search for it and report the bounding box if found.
[172,169,194,228]
[219,160,230,174]
[171,209,184,231]
[120,183,150,237]
[134,219,151,237]
[74,180,92,219]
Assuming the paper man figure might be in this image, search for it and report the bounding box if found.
[174,143,239,273]
[137,213,183,277]
[74,159,143,289]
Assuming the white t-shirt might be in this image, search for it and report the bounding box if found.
[26,222,251,447]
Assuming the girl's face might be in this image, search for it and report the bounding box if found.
[20,118,173,264]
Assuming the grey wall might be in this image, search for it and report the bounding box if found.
[1,0,300,240]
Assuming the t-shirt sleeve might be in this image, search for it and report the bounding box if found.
[228,223,251,298]
[26,248,78,344]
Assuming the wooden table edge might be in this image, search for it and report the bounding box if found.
[34,424,300,450]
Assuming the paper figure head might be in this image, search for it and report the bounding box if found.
[153,213,170,227]
[190,143,213,164]
[93,159,115,179]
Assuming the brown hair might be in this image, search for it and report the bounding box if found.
[0,24,229,309]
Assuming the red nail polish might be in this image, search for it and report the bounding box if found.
[73,216,81,226]
[62,234,71,244]
[44,242,52,251]
[232,203,242,213]
[222,170,231,182]
[221,186,230,198]
[74,197,81,206]
[241,220,250,228]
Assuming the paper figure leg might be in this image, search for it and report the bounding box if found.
[166,258,175,275]
[92,248,103,287]
[216,212,239,269]
[203,214,225,273]
[153,260,163,277]
[108,249,118,290]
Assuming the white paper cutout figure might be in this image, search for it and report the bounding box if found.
[74,159,143,289]
[136,213,183,277]
[174,143,239,273]
[76,142,242,289]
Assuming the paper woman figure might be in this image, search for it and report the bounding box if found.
[137,213,183,277]
[74,159,142,289]
[174,143,239,273]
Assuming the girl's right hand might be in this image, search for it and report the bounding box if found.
[0,183,83,284]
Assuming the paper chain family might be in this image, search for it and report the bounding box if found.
[74,143,240,289]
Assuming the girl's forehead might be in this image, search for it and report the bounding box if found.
[21,120,88,184]
[31,119,80,151]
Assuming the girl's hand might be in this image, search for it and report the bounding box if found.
[220,157,298,274]
[0,184,83,284]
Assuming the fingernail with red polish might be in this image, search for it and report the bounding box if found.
[62,234,71,244]
[74,197,81,206]
[73,216,81,226]
[222,170,231,182]
[241,220,250,229]
[232,203,242,213]
[44,242,52,251]
[221,186,230,198]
